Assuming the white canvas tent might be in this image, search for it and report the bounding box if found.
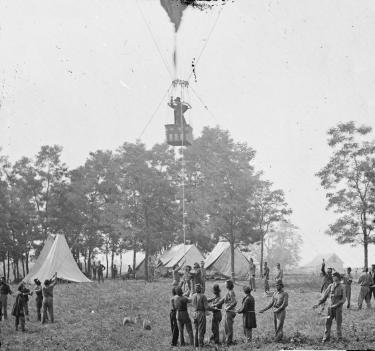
[24,234,91,283]
[159,244,204,270]
[301,253,344,273]
[122,250,146,278]
[205,241,249,279]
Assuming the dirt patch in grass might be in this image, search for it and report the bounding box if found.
[0,279,374,350]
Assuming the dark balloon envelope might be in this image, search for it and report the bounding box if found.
[160,0,188,32]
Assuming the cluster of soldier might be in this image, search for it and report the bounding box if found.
[169,260,375,349]
[0,273,57,332]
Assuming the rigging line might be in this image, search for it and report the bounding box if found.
[138,83,172,140]
[180,84,186,257]
[186,6,224,82]
[135,0,174,80]
[190,86,217,121]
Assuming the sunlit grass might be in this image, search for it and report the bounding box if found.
[1,278,374,350]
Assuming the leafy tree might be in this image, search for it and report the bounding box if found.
[250,180,292,276]
[184,127,260,280]
[317,121,375,268]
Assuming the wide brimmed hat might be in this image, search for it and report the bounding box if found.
[276,279,284,287]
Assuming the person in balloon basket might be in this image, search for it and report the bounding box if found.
[42,273,57,324]
[0,276,12,320]
[259,279,288,342]
[237,285,256,343]
[11,284,28,332]
[313,272,346,343]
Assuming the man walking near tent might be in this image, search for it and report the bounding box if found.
[263,262,270,294]
[34,279,43,321]
[200,261,206,293]
[259,279,288,342]
[11,284,28,332]
[249,258,256,292]
[237,286,256,343]
[92,261,97,280]
[342,267,353,308]
[357,267,372,309]
[42,272,57,324]
[191,284,209,350]
[97,261,105,283]
[174,286,194,346]
[0,277,12,320]
[275,263,283,282]
[313,272,346,343]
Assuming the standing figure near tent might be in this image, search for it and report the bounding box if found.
[313,272,346,343]
[168,96,191,126]
[170,287,179,347]
[275,263,283,282]
[208,284,223,345]
[263,262,270,294]
[0,277,12,320]
[174,286,194,346]
[342,267,353,308]
[193,263,203,294]
[11,284,27,332]
[112,264,118,280]
[21,284,32,321]
[191,284,209,350]
[357,267,372,309]
[369,264,375,302]
[249,258,256,292]
[172,264,181,287]
[97,261,105,283]
[200,261,206,294]
[42,272,57,324]
[92,261,97,281]
[237,286,256,343]
[181,266,192,295]
[34,279,43,321]
[259,279,288,342]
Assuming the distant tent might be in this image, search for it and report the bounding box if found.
[23,234,91,283]
[122,250,146,279]
[159,244,204,270]
[301,253,344,273]
[205,241,249,279]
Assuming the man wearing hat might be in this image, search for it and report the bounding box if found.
[34,279,43,321]
[0,276,12,320]
[193,263,203,295]
[259,279,288,342]
[222,280,237,346]
[174,286,194,346]
[313,271,346,342]
[191,284,209,350]
[357,267,372,309]
[207,284,223,345]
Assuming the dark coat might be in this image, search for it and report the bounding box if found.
[237,294,256,329]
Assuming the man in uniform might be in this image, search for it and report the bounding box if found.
[342,267,353,308]
[92,261,97,280]
[259,279,288,342]
[221,280,237,346]
[168,96,191,126]
[200,261,206,293]
[370,264,375,302]
[0,277,12,320]
[249,258,256,292]
[207,284,223,345]
[275,263,283,282]
[42,273,57,324]
[193,263,203,294]
[263,262,270,294]
[191,284,209,350]
[174,286,194,346]
[313,272,346,343]
[320,259,333,313]
[34,279,43,321]
[97,261,105,283]
[357,267,372,309]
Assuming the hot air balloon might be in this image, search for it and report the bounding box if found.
[160,0,188,33]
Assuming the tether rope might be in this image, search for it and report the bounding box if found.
[137,83,172,140]
[135,0,174,80]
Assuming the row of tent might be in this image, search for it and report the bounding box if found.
[24,235,251,283]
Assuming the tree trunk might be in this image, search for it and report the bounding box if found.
[21,255,25,277]
[133,241,137,272]
[111,249,115,279]
[25,250,29,274]
[363,233,368,269]
[105,242,109,279]
[88,248,92,278]
[119,251,123,276]
[260,232,264,277]
[15,258,20,281]
[2,259,6,281]
[7,251,10,283]
[229,239,235,282]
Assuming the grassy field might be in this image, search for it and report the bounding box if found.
[1,278,374,350]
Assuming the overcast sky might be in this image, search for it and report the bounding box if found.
[1,0,375,267]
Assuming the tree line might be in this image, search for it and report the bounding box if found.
[0,126,295,282]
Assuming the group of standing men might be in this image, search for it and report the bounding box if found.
[172,261,206,294]
[0,274,57,332]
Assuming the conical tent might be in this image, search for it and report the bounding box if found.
[159,244,204,269]
[205,241,249,279]
[24,234,91,283]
